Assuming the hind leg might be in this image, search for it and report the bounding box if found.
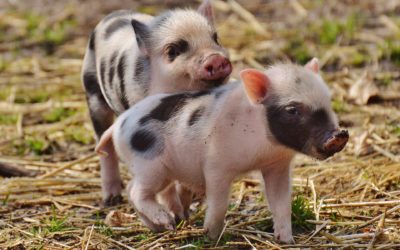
[158,182,186,223]
[176,182,193,219]
[128,162,176,232]
[83,70,123,206]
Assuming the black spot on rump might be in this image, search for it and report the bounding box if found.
[188,107,205,126]
[89,30,96,51]
[130,129,156,152]
[104,19,130,39]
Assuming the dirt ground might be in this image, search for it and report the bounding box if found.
[0,0,399,249]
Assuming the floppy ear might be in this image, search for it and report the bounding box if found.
[240,69,270,104]
[197,0,214,25]
[131,19,151,56]
[305,57,319,73]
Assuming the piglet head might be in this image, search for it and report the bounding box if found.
[241,58,349,160]
[131,0,231,93]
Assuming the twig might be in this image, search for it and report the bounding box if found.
[303,220,329,243]
[39,152,97,179]
[367,209,386,250]
[215,221,229,247]
[357,204,400,229]
[242,234,257,250]
[228,0,269,36]
[321,200,400,208]
[84,225,95,250]
[372,145,400,162]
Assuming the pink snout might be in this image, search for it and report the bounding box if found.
[322,130,349,156]
[198,54,232,82]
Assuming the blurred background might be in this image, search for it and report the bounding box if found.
[0,0,399,249]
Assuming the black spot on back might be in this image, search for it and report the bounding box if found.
[130,129,156,152]
[140,91,211,125]
[108,51,118,86]
[89,30,96,51]
[117,53,130,110]
[104,19,130,39]
[188,107,205,126]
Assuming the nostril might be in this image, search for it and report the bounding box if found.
[206,65,213,73]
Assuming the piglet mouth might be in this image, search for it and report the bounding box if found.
[316,129,349,159]
[201,76,228,87]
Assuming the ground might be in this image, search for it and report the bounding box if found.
[0,0,400,249]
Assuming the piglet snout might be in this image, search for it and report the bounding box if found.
[199,54,232,82]
[322,129,349,155]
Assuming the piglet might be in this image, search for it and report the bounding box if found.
[96,58,348,243]
[82,0,232,205]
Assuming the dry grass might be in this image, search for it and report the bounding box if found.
[1,0,400,249]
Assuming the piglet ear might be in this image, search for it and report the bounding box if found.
[305,57,319,74]
[131,19,150,56]
[198,0,214,25]
[240,69,270,104]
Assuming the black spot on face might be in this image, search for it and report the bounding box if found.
[188,106,205,126]
[89,30,96,51]
[117,52,130,110]
[104,19,130,39]
[166,39,189,62]
[266,99,334,155]
[140,91,210,125]
[130,129,156,152]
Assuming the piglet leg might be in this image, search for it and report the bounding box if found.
[158,182,186,223]
[203,168,233,240]
[262,160,295,244]
[176,183,193,219]
[129,171,175,232]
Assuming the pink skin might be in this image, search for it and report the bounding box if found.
[197,54,232,81]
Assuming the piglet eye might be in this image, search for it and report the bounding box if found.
[285,106,299,115]
[167,45,180,61]
[166,39,189,62]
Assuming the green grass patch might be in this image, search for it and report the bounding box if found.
[331,99,347,113]
[0,114,18,125]
[291,195,315,231]
[65,126,94,145]
[42,107,75,123]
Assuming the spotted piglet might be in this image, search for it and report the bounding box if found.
[96,59,349,243]
[81,0,232,205]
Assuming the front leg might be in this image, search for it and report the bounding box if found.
[203,169,233,240]
[261,159,294,243]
